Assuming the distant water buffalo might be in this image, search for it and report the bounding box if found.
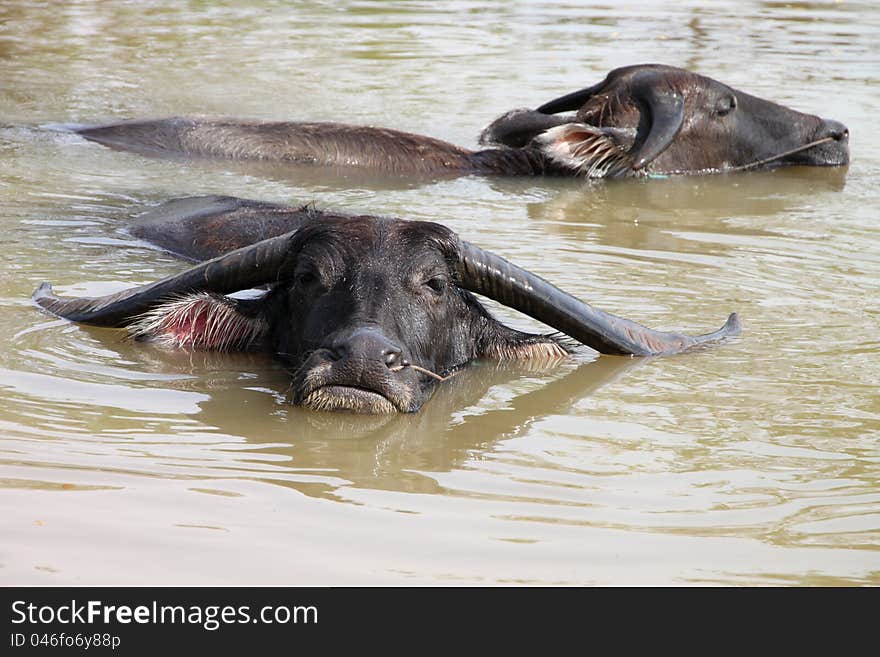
[70,64,848,179]
[34,196,740,414]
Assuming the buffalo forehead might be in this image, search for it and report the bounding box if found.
[295,217,454,279]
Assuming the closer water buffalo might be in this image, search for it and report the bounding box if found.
[33,196,741,413]
[69,64,848,179]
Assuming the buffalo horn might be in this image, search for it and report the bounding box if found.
[535,80,605,115]
[455,240,739,356]
[627,73,685,170]
[33,231,296,326]
[538,72,685,171]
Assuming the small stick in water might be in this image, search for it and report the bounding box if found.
[389,361,457,382]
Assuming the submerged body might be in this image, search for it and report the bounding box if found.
[34,196,740,413]
[73,64,849,180]
[75,118,555,177]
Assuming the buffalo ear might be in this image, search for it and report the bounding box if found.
[127,292,269,352]
[532,123,634,178]
[470,307,571,362]
[481,331,571,362]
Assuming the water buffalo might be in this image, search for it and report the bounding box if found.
[69,64,848,179]
[33,195,740,413]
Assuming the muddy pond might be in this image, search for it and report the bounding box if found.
[1,1,878,584]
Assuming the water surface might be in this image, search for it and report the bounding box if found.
[1,0,878,585]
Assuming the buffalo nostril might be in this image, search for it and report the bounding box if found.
[384,348,403,368]
[325,340,347,361]
[821,120,849,142]
[326,346,344,361]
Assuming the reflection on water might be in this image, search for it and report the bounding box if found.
[1,0,878,585]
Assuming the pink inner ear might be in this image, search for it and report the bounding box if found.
[159,300,211,346]
[559,126,592,145]
[535,123,633,179]
[127,293,267,352]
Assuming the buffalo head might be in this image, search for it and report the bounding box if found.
[480,63,849,177]
[34,212,740,414]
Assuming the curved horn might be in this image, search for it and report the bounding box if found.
[33,231,295,327]
[536,80,605,115]
[629,75,685,171]
[478,109,573,148]
[456,241,739,356]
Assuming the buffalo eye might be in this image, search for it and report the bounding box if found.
[294,270,319,288]
[423,276,448,296]
[715,95,737,117]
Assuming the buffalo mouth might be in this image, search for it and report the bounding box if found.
[290,355,425,414]
[298,383,407,414]
[783,141,850,168]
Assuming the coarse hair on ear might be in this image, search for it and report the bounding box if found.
[481,328,572,362]
[461,292,572,363]
[127,292,268,352]
[533,123,634,178]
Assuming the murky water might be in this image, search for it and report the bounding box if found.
[1,1,878,585]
